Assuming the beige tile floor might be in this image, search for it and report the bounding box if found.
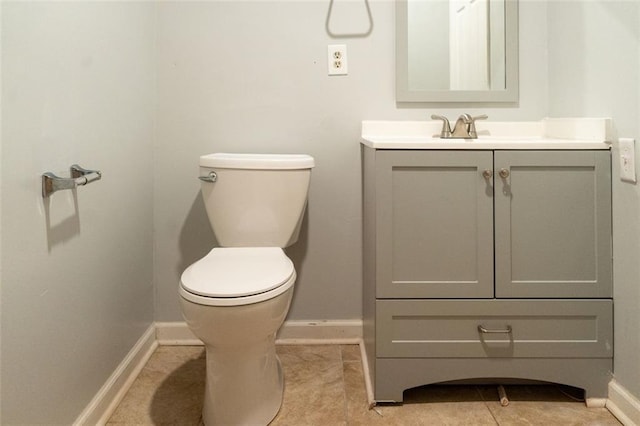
[108,344,621,425]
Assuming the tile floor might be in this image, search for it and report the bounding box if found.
[108,344,621,425]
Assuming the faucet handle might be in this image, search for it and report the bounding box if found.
[469,114,488,138]
[431,114,452,138]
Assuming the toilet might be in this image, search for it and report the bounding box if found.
[179,152,314,425]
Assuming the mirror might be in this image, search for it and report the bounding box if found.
[396,0,518,103]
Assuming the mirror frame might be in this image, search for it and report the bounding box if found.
[396,0,519,103]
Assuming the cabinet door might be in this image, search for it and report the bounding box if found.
[376,151,494,298]
[494,151,612,298]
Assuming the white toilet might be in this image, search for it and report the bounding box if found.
[179,152,314,425]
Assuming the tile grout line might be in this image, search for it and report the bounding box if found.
[475,385,501,425]
[339,346,350,426]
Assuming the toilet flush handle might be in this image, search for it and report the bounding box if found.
[199,171,217,183]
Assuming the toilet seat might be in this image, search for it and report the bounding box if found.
[179,247,296,306]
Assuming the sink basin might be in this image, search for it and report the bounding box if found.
[361,118,612,150]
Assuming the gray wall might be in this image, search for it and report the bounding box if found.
[0,2,155,423]
[154,0,549,323]
[547,0,640,399]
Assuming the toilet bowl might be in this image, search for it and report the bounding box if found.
[179,153,313,425]
[180,247,296,425]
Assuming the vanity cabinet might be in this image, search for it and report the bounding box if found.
[362,147,613,403]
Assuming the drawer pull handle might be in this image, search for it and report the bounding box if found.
[478,325,512,334]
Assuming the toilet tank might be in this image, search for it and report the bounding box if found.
[199,153,314,248]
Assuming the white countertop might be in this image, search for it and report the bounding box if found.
[361,118,612,150]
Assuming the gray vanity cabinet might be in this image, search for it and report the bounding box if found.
[362,146,613,403]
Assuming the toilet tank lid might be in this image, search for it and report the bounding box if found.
[200,153,314,170]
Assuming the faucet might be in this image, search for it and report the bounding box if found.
[432,114,488,139]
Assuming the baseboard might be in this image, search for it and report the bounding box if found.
[155,321,202,345]
[607,379,640,425]
[155,319,363,345]
[276,319,363,343]
[73,324,158,426]
[359,341,376,408]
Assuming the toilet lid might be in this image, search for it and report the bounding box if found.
[180,247,294,298]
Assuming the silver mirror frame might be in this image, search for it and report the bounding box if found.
[396,0,519,103]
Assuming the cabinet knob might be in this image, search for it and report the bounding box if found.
[482,169,493,179]
[499,168,510,179]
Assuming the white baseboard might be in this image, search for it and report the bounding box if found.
[607,380,640,425]
[155,319,363,345]
[586,398,607,408]
[276,319,363,343]
[155,321,202,345]
[359,342,375,408]
[73,324,158,426]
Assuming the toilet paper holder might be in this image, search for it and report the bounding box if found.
[42,164,102,198]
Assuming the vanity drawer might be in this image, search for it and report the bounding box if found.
[376,299,612,359]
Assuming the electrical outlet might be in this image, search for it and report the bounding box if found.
[619,138,636,183]
[327,44,348,76]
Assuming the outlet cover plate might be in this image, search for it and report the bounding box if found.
[327,44,348,76]
[619,138,636,183]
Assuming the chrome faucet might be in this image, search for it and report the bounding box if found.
[432,114,488,139]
